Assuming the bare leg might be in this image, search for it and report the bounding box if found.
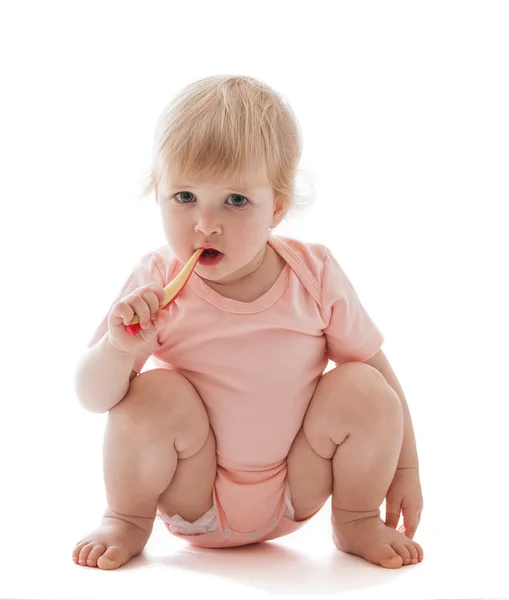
[331,365,423,567]
[72,369,216,569]
[296,363,423,568]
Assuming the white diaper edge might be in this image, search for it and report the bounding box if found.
[157,480,296,535]
[158,505,218,535]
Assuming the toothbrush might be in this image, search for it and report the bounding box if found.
[125,248,204,336]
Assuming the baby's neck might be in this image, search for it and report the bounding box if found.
[203,244,285,302]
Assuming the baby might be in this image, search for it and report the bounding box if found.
[72,75,424,570]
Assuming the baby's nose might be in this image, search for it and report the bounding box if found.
[194,214,222,236]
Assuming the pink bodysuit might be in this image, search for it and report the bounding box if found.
[88,234,384,548]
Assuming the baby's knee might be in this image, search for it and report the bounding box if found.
[322,362,401,423]
[343,362,402,421]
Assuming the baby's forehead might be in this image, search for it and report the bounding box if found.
[165,177,271,192]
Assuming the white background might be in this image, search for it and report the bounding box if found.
[1,1,508,598]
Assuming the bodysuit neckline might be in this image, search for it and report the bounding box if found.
[186,236,290,314]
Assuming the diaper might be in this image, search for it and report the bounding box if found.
[159,480,296,535]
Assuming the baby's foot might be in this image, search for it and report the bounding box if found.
[72,512,153,570]
[332,511,424,569]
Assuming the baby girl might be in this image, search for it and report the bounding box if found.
[72,74,424,570]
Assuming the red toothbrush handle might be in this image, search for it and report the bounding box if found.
[126,323,142,337]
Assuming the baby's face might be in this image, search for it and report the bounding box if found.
[156,175,283,285]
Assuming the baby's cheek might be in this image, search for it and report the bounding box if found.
[236,219,268,246]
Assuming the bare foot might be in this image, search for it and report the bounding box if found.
[72,513,153,570]
[332,512,424,569]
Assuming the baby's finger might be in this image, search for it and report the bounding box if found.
[109,312,127,327]
[143,290,162,319]
[130,296,152,327]
[114,302,135,326]
[145,283,166,309]
[402,508,419,539]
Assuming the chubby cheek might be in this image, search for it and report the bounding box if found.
[229,217,268,260]
[161,217,188,259]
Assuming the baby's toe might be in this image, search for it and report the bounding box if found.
[377,545,404,569]
[72,541,87,563]
[414,541,424,562]
[391,542,412,565]
[97,546,125,570]
[405,543,419,564]
[77,542,96,565]
[85,544,107,567]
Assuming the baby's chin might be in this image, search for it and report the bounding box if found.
[196,259,251,286]
[195,262,235,284]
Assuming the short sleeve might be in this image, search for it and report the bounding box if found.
[321,247,384,364]
[87,251,167,373]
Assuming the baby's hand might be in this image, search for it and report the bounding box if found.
[385,466,423,540]
[107,283,170,354]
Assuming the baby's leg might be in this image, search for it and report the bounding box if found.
[291,363,423,569]
[72,369,216,570]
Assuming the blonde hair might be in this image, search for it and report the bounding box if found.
[138,75,314,221]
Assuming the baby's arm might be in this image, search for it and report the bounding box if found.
[75,249,179,413]
[74,334,137,414]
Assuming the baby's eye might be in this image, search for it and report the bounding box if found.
[174,191,195,204]
[226,194,248,207]
[174,192,248,207]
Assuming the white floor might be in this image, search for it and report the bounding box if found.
[1,493,508,600]
[2,366,509,599]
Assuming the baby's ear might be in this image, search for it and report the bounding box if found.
[271,195,287,227]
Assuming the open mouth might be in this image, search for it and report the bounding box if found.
[198,248,224,266]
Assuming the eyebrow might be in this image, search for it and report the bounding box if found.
[169,183,265,193]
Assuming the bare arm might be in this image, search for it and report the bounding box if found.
[74,334,138,414]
